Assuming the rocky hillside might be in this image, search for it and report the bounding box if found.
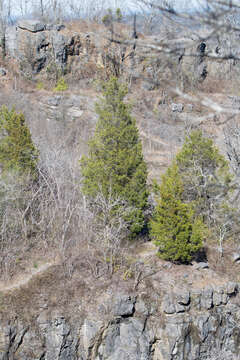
[0,17,240,360]
[0,249,240,360]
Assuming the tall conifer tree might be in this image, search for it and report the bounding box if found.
[150,163,205,263]
[80,77,148,235]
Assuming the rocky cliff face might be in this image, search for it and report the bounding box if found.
[4,19,131,80]
[4,18,240,84]
[6,20,97,76]
[0,280,240,360]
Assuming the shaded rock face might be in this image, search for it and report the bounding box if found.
[4,19,240,82]
[0,285,240,359]
[5,22,94,74]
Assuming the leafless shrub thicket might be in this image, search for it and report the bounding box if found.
[83,189,132,278]
[224,120,240,181]
[0,145,83,280]
[0,141,134,280]
[0,172,37,280]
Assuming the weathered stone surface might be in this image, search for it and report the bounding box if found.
[81,319,102,353]
[213,287,224,306]
[142,80,155,91]
[176,290,190,305]
[13,329,44,359]
[47,95,62,106]
[45,315,75,360]
[18,20,45,32]
[161,289,191,315]
[191,289,201,310]
[186,103,194,112]
[67,107,84,119]
[226,282,238,295]
[135,299,149,316]
[194,261,209,270]
[228,95,240,110]
[0,288,240,360]
[0,68,6,76]
[171,103,184,112]
[232,252,240,262]
[175,302,186,313]
[201,287,213,310]
[113,295,135,316]
[97,317,152,360]
[4,24,87,74]
[162,294,176,314]
[51,33,68,67]
[222,292,229,305]
[46,23,65,31]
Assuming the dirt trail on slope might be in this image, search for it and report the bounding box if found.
[0,260,57,292]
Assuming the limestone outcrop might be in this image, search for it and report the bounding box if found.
[0,282,240,359]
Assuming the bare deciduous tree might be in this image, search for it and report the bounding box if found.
[84,188,132,278]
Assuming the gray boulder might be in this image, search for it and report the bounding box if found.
[113,295,135,317]
[226,282,238,296]
[171,103,184,112]
[0,68,6,76]
[194,262,209,270]
[46,24,65,31]
[232,252,240,263]
[176,290,190,305]
[18,20,45,33]
[47,95,62,107]
[228,96,240,110]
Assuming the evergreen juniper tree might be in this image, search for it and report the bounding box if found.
[0,106,39,176]
[80,77,148,235]
[176,130,232,225]
[150,130,234,262]
[150,163,205,263]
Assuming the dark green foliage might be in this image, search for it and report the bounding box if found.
[102,8,122,25]
[150,163,205,263]
[116,8,123,22]
[102,9,113,26]
[0,106,39,175]
[80,77,148,235]
[176,130,232,225]
[150,131,234,262]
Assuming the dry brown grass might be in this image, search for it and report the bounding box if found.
[66,19,105,34]
[65,19,131,37]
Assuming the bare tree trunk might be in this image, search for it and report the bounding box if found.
[40,0,44,17]
[0,0,6,59]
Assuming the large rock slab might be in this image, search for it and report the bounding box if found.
[18,20,45,33]
[113,295,136,317]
